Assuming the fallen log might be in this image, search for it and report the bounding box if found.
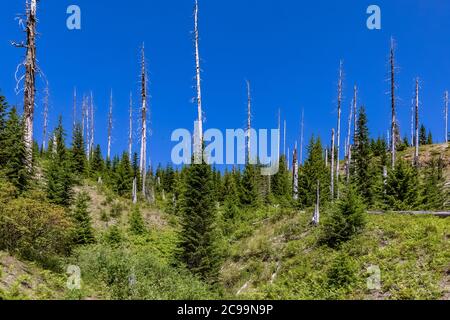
[368,210,450,218]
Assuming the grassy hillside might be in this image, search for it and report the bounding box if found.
[0,144,449,300]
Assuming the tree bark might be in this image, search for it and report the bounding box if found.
[414,78,419,166]
[445,90,448,144]
[129,92,133,160]
[292,144,298,200]
[330,128,335,200]
[139,45,148,195]
[194,0,203,159]
[107,90,113,161]
[336,61,343,198]
[246,80,251,163]
[42,82,49,151]
[390,38,397,168]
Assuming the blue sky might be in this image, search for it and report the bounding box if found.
[0,0,449,167]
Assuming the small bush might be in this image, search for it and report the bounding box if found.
[128,206,146,235]
[0,197,73,266]
[326,254,357,289]
[110,202,123,218]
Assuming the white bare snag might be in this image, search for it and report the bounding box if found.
[445,91,448,144]
[194,0,203,157]
[139,45,148,195]
[390,38,397,168]
[336,61,343,199]
[107,90,113,161]
[42,82,49,151]
[414,78,420,167]
[331,128,335,200]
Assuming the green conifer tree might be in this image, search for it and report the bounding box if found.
[240,163,260,207]
[384,159,420,210]
[419,124,427,145]
[179,161,221,281]
[1,107,28,191]
[129,206,146,235]
[271,155,291,205]
[46,117,73,206]
[421,157,445,210]
[71,123,86,176]
[71,192,95,245]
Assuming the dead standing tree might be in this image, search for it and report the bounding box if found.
[414,78,420,167]
[42,81,49,151]
[129,92,133,159]
[390,38,397,168]
[107,90,113,161]
[246,80,252,163]
[330,128,335,200]
[335,61,343,199]
[89,91,95,158]
[292,143,298,200]
[345,85,356,182]
[300,108,304,165]
[445,91,448,144]
[13,0,38,169]
[193,0,204,159]
[139,45,148,195]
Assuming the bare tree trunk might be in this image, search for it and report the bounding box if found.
[330,128,335,200]
[325,148,328,167]
[300,108,304,165]
[336,61,343,199]
[445,90,448,144]
[107,90,113,161]
[21,0,38,169]
[126,92,131,160]
[42,82,49,151]
[139,45,148,195]
[283,120,287,156]
[246,80,251,163]
[414,78,419,166]
[410,98,414,148]
[194,0,203,158]
[73,87,77,130]
[345,85,355,180]
[90,91,94,159]
[292,143,298,200]
[86,94,91,157]
[312,180,320,225]
[81,95,86,137]
[132,177,137,204]
[390,38,397,168]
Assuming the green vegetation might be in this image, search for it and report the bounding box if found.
[0,92,448,300]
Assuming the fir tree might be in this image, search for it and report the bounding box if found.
[46,117,73,206]
[352,106,378,205]
[421,157,445,210]
[426,131,433,145]
[1,107,28,191]
[419,124,427,145]
[71,191,95,245]
[322,186,366,248]
[298,136,330,207]
[179,161,221,281]
[113,152,133,197]
[71,123,86,176]
[384,159,420,210]
[240,163,260,207]
[222,170,240,220]
[271,155,291,204]
[90,144,104,175]
[132,152,141,189]
[129,206,146,235]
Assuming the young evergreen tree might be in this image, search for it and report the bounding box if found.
[426,131,433,145]
[240,163,260,207]
[322,186,366,248]
[90,144,104,176]
[132,152,141,190]
[71,123,86,176]
[352,106,379,205]
[71,191,95,245]
[298,136,330,207]
[1,107,28,191]
[179,161,221,282]
[419,124,427,145]
[421,157,445,210]
[129,206,146,235]
[384,159,420,210]
[46,117,73,206]
[222,170,240,220]
[270,155,291,205]
[113,152,133,197]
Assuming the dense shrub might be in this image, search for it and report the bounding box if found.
[0,197,72,266]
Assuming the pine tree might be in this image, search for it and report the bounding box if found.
[46,117,73,206]
[419,124,427,145]
[222,170,240,220]
[421,157,445,210]
[298,136,330,207]
[1,107,29,191]
[90,144,104,176]
[179,161,220,281]
[271,155,291,205]
[384,159,420,210]
[129,206,146,235]
[322,186,366,248]
[426,131,433,145]
[352,106,378,205]
[113,152,133,197]
[240,163,260,207]
[71,123,86,176]
[71,191,95,245]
